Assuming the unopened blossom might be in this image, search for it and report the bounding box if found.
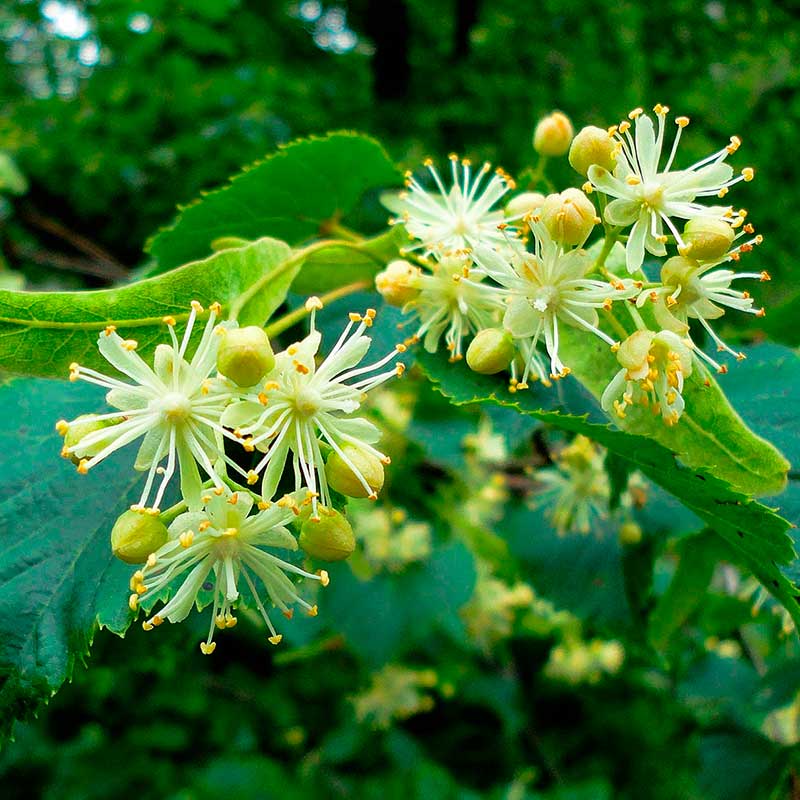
[588,104,753,273]
[221,299,403,516]
[473,222,637,385]
[601,329,693,426]
[130,489,328,653]
[402,253,504,360]
[58,302,241,512]
[386,154,516,254]
[637,230,767,371]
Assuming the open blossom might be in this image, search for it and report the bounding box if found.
[386,154,516,254]
[130,489,328,653]
[637,232,768,372]
[221,300,403,516]
[601,329,693,426]
[473,222,637,385]
[58,302,241,512]
[534,435,610,535]
[402,253,504,360]
[588,104,753,273]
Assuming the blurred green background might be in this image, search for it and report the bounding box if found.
[1,2,800,799]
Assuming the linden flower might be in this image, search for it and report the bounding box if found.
[472,223,637,385]
[221,300,403,516]
[59,302,240,512]
[386,154,516,254]
[130,489,328,653]
[638,233,768,372]
[601,329,693,426]
[588,104,753,273]
[404,253,504,360]
[534,435,610,535]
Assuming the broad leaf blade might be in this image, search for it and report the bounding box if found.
[0,378,145,743]
[147,132,401,273]
[417,351,800,626]
[0,237,296,379]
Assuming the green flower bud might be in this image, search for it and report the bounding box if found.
[679,218,735,261]
[375,260,420,307]
[539,188,598,246]
[57,414,121,465]
[533,111,574,157]
[568,125,616,176]
[111,509,168,564]
[505,191,546,218]
[299,509,355,561]
[216,326,275,387]
[618,521,643,546]
[327,444,385,499]
[466,328,515,375]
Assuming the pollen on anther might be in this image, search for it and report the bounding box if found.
[318,570,330,587]
[268,634,283,645]
[162,315,176,326]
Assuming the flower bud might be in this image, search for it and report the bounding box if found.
[299,509,356,561]
[539,188,598,246]
[59,414,120,464]
[327,444,385,498]
[679,218,735,261]
[466,328,515,374]
[618,521,643,546]
[111,509,168,564]
[505,191,546,218]
[216,326,275,387]
[533,111,574,157]
[375,260,419,307]
[568,125,617,176]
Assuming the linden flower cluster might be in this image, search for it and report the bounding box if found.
[57,299,403,653]
[377,105,769,428]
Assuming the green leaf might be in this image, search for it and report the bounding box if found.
[291,226,409,295]
[0,378,145,743]
[719,343,800,470]
[557,323,789,497]
[648,531,726,650]
[147,132,401,273]
[417,351,800,627]
[0,237,297,379]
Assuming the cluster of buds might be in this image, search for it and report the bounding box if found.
[57,298,403,652]
[379,104,767,427]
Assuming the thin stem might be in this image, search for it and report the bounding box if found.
[601,308,630,341]
[227,239,370,322]
[320,221,364,242]
[265,280,370,338]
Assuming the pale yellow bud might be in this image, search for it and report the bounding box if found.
[505,191,546,218]
[618,521,643,546]
[61,414,121,464]
[466,328,515,375]
[216,326,275,387]
[533,111,574,157]
[327,444,385,498]
[299,510,356,562]
[539,188,598,246]
[569,125,617,176]
[679,218,735,261]
[375,260,420,307]
[111,510,168,564]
